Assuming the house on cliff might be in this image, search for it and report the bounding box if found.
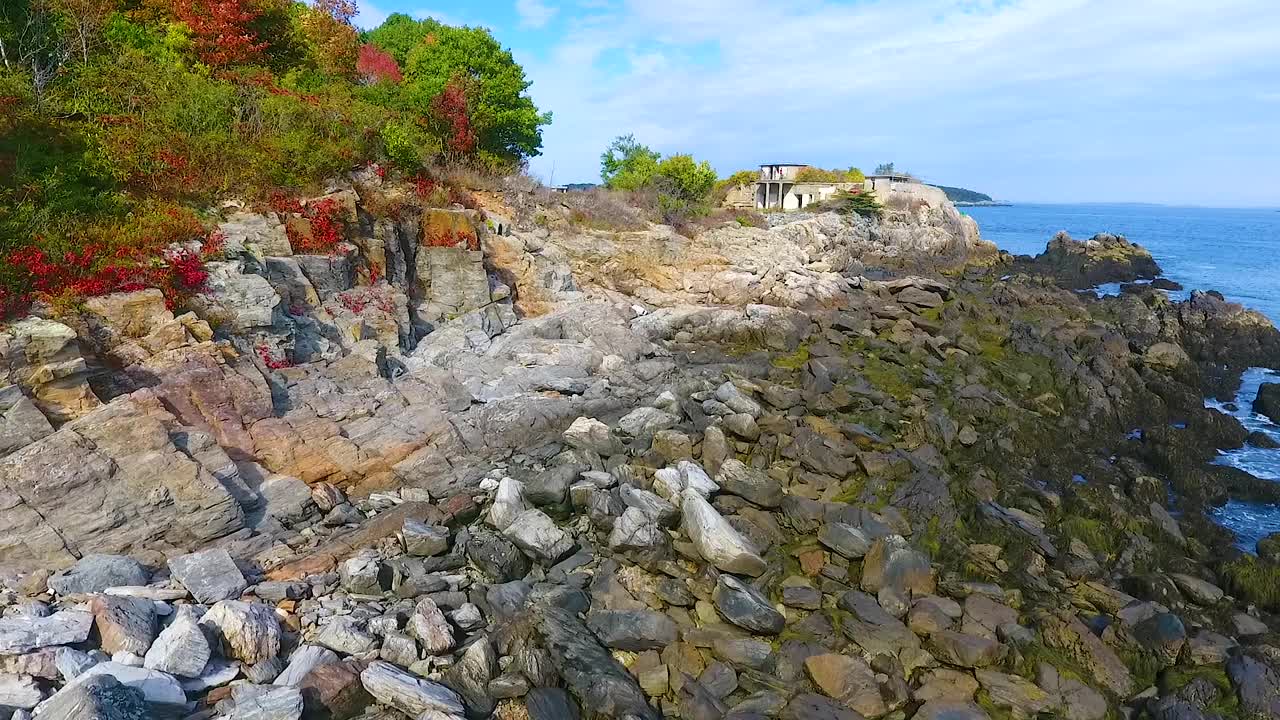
[752,163,865,211]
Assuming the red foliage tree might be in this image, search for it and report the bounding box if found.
[356,43,401,85]
[172,0,267,67]
[431,77,476,157]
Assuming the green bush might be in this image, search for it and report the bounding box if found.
[813,190,884,219]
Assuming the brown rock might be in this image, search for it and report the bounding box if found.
[89,594,157,656]
[299,659,372,720]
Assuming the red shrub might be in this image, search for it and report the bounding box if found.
[172,0,267,67]
[255,343,293,369]
[431,78,477,157]
[283,197,347,255]
[356,44,402,85]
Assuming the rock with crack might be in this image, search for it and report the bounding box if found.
[0,610,94,654]
[0,673,44,709]
[533,605,660,719]
[315,617,377,656]
[274,645,339,687]
[501,509,575,563]
[403,520,450,557]
[168,548,247,604]
[88,595,156,656]
[227,685,304,720]
[409,598,455,656]
[586,610,679,651]
[36,674,149,720]
[144,607,211,678]
[715,459,783,508]
[714,575,785,635]
[47,555,150,596]
[861,534,934,596]
[73,662,186,706]
[442,636,497,717]
[804,652,888,717]
[487,478,528,532]
[681,489,766,576]
[200,601,281,665]
[360,660,466,719]
[562,416,623,456]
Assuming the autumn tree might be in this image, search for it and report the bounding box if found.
[172,0,267,66]
[392,16,549,165]
[300,0,358,78]
[356,42,400,84]
[430,75,476,157]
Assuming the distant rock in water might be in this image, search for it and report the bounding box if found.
[1034,231,1162,288]
[1255,383,1280,423]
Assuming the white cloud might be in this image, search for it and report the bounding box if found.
[516,0,558,28]
[352,0,389,30]
[522,0,1280,204]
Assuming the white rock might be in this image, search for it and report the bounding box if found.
[144,608,211,677]
[274,645,339,686]
[562,417,623,455]
[200,601,281,665]
[228,684,303,720]
[501,509,575,563]
[360,660,466,719]
[315,617,377,655]
[677,460,720,496]
[409,598,454,655]
[180,658,241,693]
[487,478,528,531]
[680,489,766,576]
[76,662,185,705]
[0,673,44,708]
[0,611,93,654]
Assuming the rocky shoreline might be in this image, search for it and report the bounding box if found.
[1,176,1279,720]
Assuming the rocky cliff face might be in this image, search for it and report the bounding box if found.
[0,174,1277,720]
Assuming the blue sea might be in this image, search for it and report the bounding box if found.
[964,203,1280,551]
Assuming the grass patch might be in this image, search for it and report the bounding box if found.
[1058,516,1120,556]
[772,345,811,371]
[1160,666,1241,719]
[861,354,920,402]
[1220,555,1280,612]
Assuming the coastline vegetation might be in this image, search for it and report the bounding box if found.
[0,0,549,317]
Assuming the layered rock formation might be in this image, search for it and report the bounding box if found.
[0,173,1277,720]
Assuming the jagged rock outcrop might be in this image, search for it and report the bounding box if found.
[1032,231,1161,288]
[0,171,1275,720]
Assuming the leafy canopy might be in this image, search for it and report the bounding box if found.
[368,14,550,166]
[600,134,661,191]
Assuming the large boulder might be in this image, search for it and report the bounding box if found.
[681,489,766,576]
[1255,382,1280,423]
[1033,232,1161,288]
[48,555,150,596]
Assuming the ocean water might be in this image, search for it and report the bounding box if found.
[963,203,1280,551]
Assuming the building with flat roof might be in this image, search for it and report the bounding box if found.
[754,164,862,211]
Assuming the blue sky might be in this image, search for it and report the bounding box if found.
[354,0,1280,207]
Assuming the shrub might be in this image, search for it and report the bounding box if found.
[811,190,884,219]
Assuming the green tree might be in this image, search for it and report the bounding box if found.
[654,153,716,203]
[400,19,550,165]
[362,12,425,64]
[874,162,895,175]
[845,166,865,182]
[600,134,659,190]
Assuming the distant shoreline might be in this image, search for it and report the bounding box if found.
[954,201,1013,207]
